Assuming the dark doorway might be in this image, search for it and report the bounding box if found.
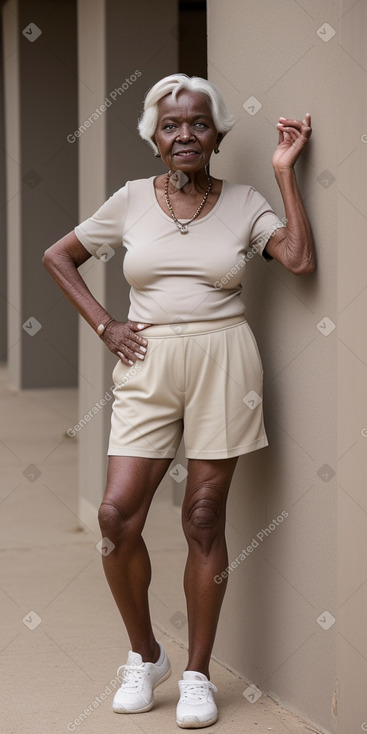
[179,0,207,78]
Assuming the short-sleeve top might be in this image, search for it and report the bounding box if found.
[74,176,285,324]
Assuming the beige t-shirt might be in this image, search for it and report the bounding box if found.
[74,176,285,324]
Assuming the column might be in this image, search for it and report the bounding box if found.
[2,0,78,388]
[76,0,179,528]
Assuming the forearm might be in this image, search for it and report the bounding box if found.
[42,248,111,333]
[274,167,316,273]
[43,233,150,366]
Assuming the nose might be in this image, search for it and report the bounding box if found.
[177,123,194,142]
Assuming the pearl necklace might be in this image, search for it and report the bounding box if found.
[164,170,212,234]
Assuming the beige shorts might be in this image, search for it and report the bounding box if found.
[108,315,268,460]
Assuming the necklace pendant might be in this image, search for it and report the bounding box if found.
[164,170,212,235]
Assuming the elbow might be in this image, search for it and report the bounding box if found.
[42,247,52,270]
[42,243,60,266]
[42,246,59,275]
[287,248,317,276]
[283,235,316,276]
[291,260,316,276]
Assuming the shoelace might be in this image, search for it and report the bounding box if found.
[116,662,146,691]
[181,679,218,702]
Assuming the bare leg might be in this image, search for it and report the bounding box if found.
[181,457,238,678]
[98,455,172,662]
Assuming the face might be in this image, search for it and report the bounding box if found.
[153,90,222,173]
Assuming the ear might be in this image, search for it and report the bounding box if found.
[216,133,224,145]
[151,136,160,156]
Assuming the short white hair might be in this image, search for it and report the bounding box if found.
[137,74,235,154]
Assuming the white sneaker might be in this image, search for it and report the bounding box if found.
[176,671,218,728]
[112,643,171,713]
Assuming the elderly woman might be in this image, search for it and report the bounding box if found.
[43,74,315,729]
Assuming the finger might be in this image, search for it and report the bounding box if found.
[279,117,303,129]
[126,322,151,347]
[129,321,153,331]
[278,125,307,144]
[118,342,144,363]
[124,338,147,359]
[126,332,148,349]
[303,112,312,136]
[277,123,299,136]
[277,127,299,145]
[277,125,300,141]
[117,350,134,366]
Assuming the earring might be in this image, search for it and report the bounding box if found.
[155,152,161,158]
[214,148,220,154]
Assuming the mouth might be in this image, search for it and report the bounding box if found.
[173,150,200,158]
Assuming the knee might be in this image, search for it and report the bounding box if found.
[188,500,220,531]
[183,486,225,550]
[98,501,142,548]
[98,501,123,543]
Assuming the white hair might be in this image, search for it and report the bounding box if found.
[137,74,235,154]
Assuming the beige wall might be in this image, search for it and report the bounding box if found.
[207,1,366,733]
[337,2,367,732]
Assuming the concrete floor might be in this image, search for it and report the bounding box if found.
[0,365,322,734]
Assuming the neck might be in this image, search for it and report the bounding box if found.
[168,167,210,195]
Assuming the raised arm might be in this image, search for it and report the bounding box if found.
[263,113,316,275]
[42,233,150,364]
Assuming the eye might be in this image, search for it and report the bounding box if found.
[194,122,207,128]
[163,123,176,130]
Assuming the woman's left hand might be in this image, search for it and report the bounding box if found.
[272,113,312,172]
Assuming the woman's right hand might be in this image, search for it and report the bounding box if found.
[101,320,152,365]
